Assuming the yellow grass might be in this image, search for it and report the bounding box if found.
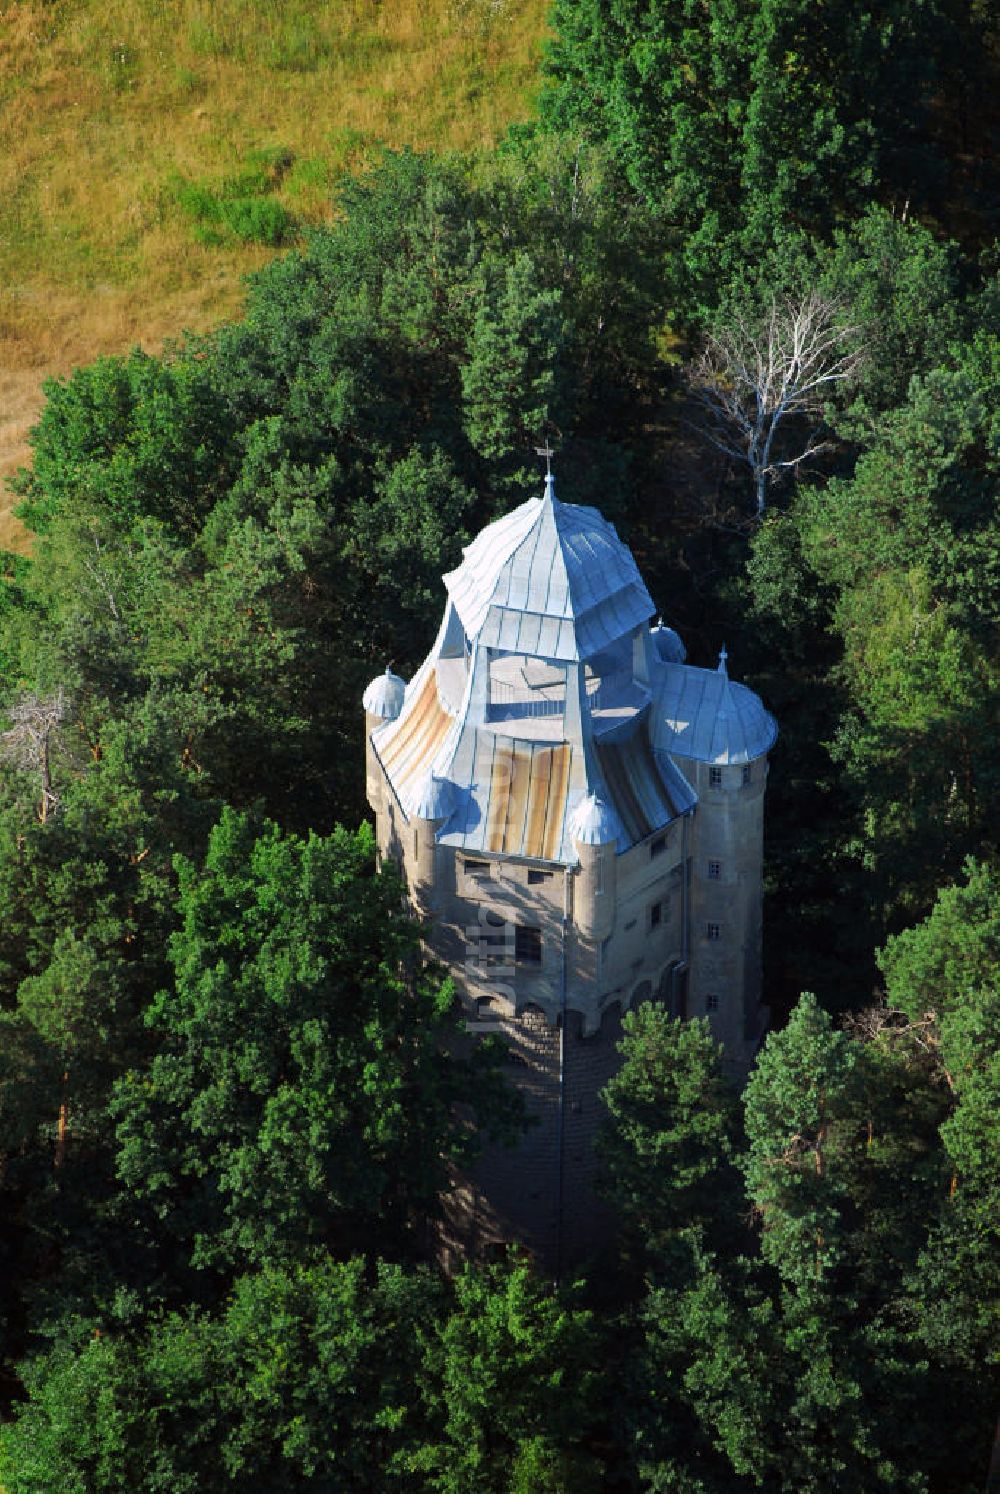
[0,0,549,543]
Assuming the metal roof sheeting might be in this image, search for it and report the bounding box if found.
[409,771,456,822]
[362,667,406,719]
[374,669,456,813]
[369,482,775,863]
[650,621,687,663]
[597,727,695,845]
[570,793,623,848]
[442,489,654,662]
[655,664,778,764]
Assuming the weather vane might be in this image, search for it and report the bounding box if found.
[535,442,555,480]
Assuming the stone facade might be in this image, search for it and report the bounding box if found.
[363,481,776,1269]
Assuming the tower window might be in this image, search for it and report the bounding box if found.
[706,922,721,941]
[708,860,721,880]
[742,764,753,786]
[464,859,489,878]
[650,833,667,859]
[515,926,542,965]
[527,868,553,886]
[650,900,664,929]
[705,993,719,1012]
[709,766,723,788]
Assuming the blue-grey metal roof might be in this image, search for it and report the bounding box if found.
[370,481,775,865]
[650,620,687,663]
[362,667,406,720]
[409,771,456,823]
[442,482,654,662]
[570,793,623,848]
[655,662,778,764]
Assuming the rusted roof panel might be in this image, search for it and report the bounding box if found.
[376,670,454,810]
[482,740,572,859]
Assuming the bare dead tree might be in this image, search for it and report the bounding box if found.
[1,689,69,823]
[687,290,864,518]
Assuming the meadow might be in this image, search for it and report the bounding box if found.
[0,0,547,550]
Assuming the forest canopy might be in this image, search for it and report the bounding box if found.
[0,0,997,1487]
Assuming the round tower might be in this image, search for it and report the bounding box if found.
[658,645,776,1072]
[570,794,619,941]
[362,667,405,818]
[408,771,454,914]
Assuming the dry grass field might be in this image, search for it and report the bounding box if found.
[0,0,548,550]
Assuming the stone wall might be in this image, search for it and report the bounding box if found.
[439,1003,626,1273]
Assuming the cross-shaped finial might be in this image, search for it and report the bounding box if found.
[718,642,728,675]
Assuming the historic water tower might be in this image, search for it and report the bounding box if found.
[363,475,776,1268]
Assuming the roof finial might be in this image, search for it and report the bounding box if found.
[535,441,556,501]
[717,642,728,675]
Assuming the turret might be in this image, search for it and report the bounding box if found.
[362,666,405,813]
[655,644,776,1061]
[570,793,619,940]
[408,771,455,913]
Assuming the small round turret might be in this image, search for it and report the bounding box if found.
[409,772,455,911]
[362,666,406,721]
[650,617,686,664]
[363,666,407,817]
[570,793,620,846]
[571,794,619,940]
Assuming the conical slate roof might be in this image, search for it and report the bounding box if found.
[442,478,653,662]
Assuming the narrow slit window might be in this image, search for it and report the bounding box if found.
[650,833,667,859]
[650,901,664,929]
[742,763,753,787]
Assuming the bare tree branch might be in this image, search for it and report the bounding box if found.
[686,290,864,518]
[1,689,69,823]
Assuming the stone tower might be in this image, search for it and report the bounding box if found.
[363,477,776,1269]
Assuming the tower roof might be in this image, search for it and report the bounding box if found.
[362,666,406,720]
[442,486,653,662]
[570,792,623,848]
[369,478,775,864]
[655,661,777,765]
[650,618,687,664]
